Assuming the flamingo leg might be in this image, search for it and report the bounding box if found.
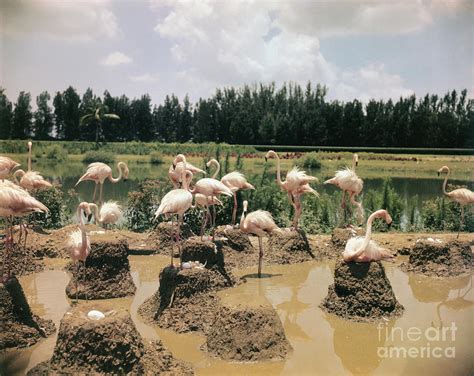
[294,194,302,230]
[75,262,79,303]
[458,205,464,239]
[92,183,98,202]
[178,214,183,266]
[200,207,209,240]
[22,222,28,248]
[258,236,264,278]
[212,198,216,241]
[99,183,104,208]
[232,192,238,225]
[83,261,88,302]
[341,190,346,209]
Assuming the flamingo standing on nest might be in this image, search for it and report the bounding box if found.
[88,201,123,229]
[169,159,205,188]
[265,150,317,229]
[438,166,474,238]
[342,209,395,263]
[0,156,20,181]
[76,161,129,206]
[324,153,364,224]
[14,141,52,191]
[67,202,91,302]
[155,158,193,266]
[239,200,280,277]
[0,180,48,281]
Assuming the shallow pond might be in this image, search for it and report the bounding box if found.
[2,256,473,375]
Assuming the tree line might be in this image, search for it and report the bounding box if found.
[0,83,472,148]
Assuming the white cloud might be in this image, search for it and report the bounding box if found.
[2,0,120,42]
[100,52,132,67]
[129,73,159,83]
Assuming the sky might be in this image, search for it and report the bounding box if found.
[1,0,472,106]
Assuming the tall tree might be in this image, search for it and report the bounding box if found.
[53,92,65,139]
[34,91,53,139]
[12,91,33,139]
[0,88,13,139]
[62,86,81,140]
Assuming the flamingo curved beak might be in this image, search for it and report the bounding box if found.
[172,163,176,170]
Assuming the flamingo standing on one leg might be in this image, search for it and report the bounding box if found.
[155,161,194,266]
[265,150,317,229]
[324,153,364,224]
[169,160,205,188]
[239,200,280,278]
[0,181,48,281]
[221,170,255,226]
[342,209,395,263]
[0,156,20,181]
[13,141,52,191]
[438,166,474,238]
[88,201,123,229]
[76,161,129,207]
[193,193,223,239]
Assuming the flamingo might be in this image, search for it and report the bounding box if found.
[239,200,280,277]
[67,202,91,302]
[168,160,205,188]
[88,201,123,229]
[0,156,20,180]
[265,150,317,229]
[342,209,395,263]
[173,155,233,240]
[324,153,364,224]
[155,160,193,266]
[438,166,474,238]
[13,141,52,191]
[0,180,48,281]
[193,193,223,239]
[76,161,129,206]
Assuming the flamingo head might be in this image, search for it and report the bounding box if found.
[373,209,392,225]
[265,150,277,162]
[121,162,130,181]
[437,166,449,176]
[242,200,249,214]
[206,158,218,171]
[79,202,92,217]
[27,141,32,150]
[353,153,359,166]
[172,154,186,169]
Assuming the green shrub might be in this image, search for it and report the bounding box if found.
[82,150,115,164]
[421,196,474,232]
[301,152,322,169]
[45,145,68,162]
[32,186,65,229]
[126,180,164,231]
[149,151,164,164]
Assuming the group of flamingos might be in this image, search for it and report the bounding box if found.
[0,143,473,282]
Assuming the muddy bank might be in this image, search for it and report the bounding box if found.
[27,302,193,375]
[139,265,235,334]
[146,222,194,256]
[0,277,55,350]
[204,304,292,362]
[0,242,44,278]
[65,238,136,300]
[321,259,404,322]
[215,226,254,253]
[400,239,472,277]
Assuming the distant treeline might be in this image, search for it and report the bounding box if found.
[1,83,472,148]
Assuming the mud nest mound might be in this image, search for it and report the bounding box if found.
[27,303,193,375]
[400,240,472,277]
[0,243,44,277]
[65,238,136,300]
[215,226,254,253]
[0,276,55,350]
[204,304,292,362]
[321,259,404,322]
[139,265,235,334]
[266,229,315,264]
[147,222,194,256]
[331,227,364,248]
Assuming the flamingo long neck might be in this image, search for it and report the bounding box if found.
[77,206,88,252]
[109,162,123,183]
[274,153,283,186]
[211,160,220,179]
[181,159,189,190]
[27,144,32,171]
[239,210,247,231]
[360,212,377,250]
[442,169,450,196]
[90,203,102,223]
[13,169,24,184]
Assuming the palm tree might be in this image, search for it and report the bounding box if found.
[80,104,120,144]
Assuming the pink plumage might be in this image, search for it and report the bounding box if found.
[221,171,255,192]
[0,157,20,180]
[14,170,52,191]
[0,181,49,217]
[169,161,205,188]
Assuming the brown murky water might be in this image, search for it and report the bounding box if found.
[2,256,473,376]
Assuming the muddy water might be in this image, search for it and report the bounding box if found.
[2,256,473,376]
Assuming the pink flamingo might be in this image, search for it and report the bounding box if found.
[343,209,394,263]
[324,153,364,224]
[155,160,193,266]
[0,156,20,180]
[438,166,474,238]
[239,200,280,277]
[168,160,205,188]
[76,161,129,206]
[67,202,92,302]
[0,180,48,281]
[265,150,317,229]
[88,201,123,229]
[173,155,232,239]
[13,141,52,191]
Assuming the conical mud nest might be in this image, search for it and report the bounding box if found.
[27,303,193,375]
[65,238,135,300]
[400,239,472,277]
[267,229,315,263]
[0,242,44,277]
[0,276,55,350]
[321,259,404,322]
[147,222,194,256]
[204,304,292,362]
[139,262,236,334]
[214,225,254,253]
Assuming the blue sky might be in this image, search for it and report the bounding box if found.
[1,0,472,106]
